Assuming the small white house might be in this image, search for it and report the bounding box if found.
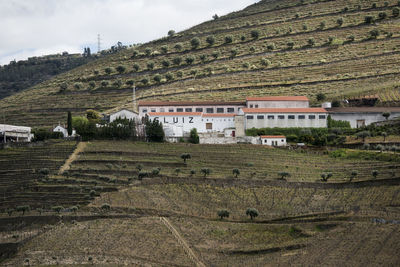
[260,135,287,146]
[53,125,76,138]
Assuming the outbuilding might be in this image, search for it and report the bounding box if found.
[260,135,287,146]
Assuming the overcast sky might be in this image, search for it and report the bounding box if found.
[0,0,257,65]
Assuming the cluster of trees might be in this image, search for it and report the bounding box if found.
[73,110,138,141]
[0,54,95,99]
[217,208,259,220]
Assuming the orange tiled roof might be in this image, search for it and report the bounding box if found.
[246,96,309,101]
[260,135,286,138]
[202,114,236,117]
[243,108,326,113]
[139,101,245,106]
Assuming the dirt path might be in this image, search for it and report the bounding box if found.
[159,217,206,267]
[58,142,87,175]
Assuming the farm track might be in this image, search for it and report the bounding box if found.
[58,142,87,174]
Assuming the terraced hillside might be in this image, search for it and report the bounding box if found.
[2,141,400,266]
[0,141,118,211]
[0,0,399,127]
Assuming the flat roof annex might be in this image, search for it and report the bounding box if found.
[243,108,327,113]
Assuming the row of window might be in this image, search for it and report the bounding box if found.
[142,107,236,113]
[247,115,326,120]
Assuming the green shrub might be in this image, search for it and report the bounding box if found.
[232,168,240,178]
[337,17,344,26]
[217,209,230,220]
[153,74,162,83]
[378,12,387,20]
[16,205,30,215]
[201,168,211,178]
[185,56,195,64]
[141,78,149,85]
[212,51,220,59]
[224,35,233,43]
[393,7,400,17]
[165,73,174,81]
[369,29,380,39]
[287,41,295,49]
[39,168,50,176]
[126,80,134,86]
[365,15,374,24]
[189,128,199,144]
[347,35,355,42]
[190,37,200,49]
[133,64,140,71]
[104,67,113,74]
[174,43,183,51]
[206,35,215,46]
[151,168,160,176]
[147,62,154,70]
[266,43,275,50]
[88,81,96,89]
[52,206,64,213]
[173,57,182,65]
[116,65,126,73]
[230,49,238,58]
[161,60,170,68]
[250,30,260,39]
[160,45,168,54]
[168,30,175,37]
[101,203,110,210]
[278,172,290,180]
[319,21,326,29]
[145,48,152,56]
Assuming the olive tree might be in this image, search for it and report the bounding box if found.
[217,209,230,220]
[246,208,259,220]
[180,153,191,164]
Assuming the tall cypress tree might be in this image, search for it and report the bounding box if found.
[67,111,72,136]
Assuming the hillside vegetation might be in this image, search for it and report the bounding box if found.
[1,0,400,127]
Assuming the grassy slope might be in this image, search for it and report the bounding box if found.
[0,0,399,127]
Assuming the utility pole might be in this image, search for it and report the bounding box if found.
[132,86,136,112]
[97,34,101,53]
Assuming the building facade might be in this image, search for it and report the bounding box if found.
[140,96,328,140]
[0,124,34,143]
[243,108,327,129]
[260,135,287,146]
[328,107,400,128]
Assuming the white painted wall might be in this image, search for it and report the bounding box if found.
[245,113,327,129]
[110,109,138,122]
[53,126,68,137]
[330,112,400,128]
[148,113,235,137]
[261,137,287,146]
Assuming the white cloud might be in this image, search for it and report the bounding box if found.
[0,0,256,65]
